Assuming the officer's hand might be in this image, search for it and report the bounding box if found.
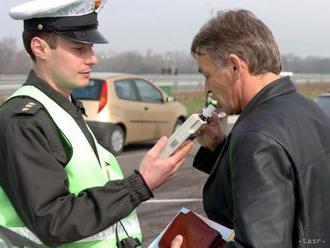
[171,235,183,248]
[139,137,193,190]
[197,110,227,151]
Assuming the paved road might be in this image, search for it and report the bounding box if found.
[117,143,208,247]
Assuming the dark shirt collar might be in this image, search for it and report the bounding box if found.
[23,70,87,117]
[236,76,296,124]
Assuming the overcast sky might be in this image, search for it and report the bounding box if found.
[1,0,329,57]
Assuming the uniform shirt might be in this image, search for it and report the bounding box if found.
[0,70,152,247]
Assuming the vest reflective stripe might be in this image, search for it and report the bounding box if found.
[10,214,141,244]
[0,86,142,247]
[9,227,40,244]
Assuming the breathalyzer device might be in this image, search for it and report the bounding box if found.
[159,105,216,159]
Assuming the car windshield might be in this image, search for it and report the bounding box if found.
[72,79,103,100]
[315,96,330,117]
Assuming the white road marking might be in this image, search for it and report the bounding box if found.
[143,198,203,203]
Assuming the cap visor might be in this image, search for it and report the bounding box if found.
[57,29,108,44]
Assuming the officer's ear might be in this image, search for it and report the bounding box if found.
[30,36,50,61]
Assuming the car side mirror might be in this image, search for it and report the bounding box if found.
[166,96,175,103]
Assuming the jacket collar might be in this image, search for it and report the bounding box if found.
[23,70,86,117]
[235,76,296,125]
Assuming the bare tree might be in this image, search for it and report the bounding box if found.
[0,38,17,74]
[10,50,31,74]
[1,36,330,74]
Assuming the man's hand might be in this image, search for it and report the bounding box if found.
[139,137,194,190]
[171,235,183,248]
[197,110,227,151]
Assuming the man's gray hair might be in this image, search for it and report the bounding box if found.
[191,9,282,75]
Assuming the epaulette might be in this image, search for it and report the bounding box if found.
[14,100,43,115]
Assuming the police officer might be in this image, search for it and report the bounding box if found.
[0,0,193,247]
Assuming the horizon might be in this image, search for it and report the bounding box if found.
[1,0,330,57]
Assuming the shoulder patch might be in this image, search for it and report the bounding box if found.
[14,100,43,115]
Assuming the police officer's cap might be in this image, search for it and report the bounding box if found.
[9,0,108,44]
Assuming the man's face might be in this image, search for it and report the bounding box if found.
[45,36,97,93]
[197,51,240,115]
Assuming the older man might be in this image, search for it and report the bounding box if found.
[191,9,330,248]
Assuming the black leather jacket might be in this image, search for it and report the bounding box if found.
[194,77,330,248]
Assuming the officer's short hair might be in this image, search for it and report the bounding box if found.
[22,31,58,62]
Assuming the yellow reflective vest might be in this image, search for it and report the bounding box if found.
[0,85,142,247]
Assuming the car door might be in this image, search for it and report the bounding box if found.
[134,79,172,140]
[113,79,145,143]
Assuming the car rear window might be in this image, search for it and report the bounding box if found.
[72,78,103,100]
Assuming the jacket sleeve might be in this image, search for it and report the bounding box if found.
[193,141,226,174]
[226,132,295,248]
[0,109,152,247]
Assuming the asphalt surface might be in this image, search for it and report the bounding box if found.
[117,142,208,247]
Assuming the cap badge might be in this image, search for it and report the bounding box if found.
[94,0,102,11]
[37,24,43,31]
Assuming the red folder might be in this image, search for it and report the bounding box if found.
[159,211,227,248]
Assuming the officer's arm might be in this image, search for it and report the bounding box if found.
[0,106,151,246]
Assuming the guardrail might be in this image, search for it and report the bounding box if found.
[1,73,330,93]
[0,74,206,93]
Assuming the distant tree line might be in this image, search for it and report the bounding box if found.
[282,54,330,74]
[1,38,330,74]
[0,38,32,74]
[92,50,197,74]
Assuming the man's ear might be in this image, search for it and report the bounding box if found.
[30,37,49,60]
[228,54,242,73]
[227,53,249,81]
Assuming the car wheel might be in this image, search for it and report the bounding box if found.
[173,119,184,133]
[108,125,125,155]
